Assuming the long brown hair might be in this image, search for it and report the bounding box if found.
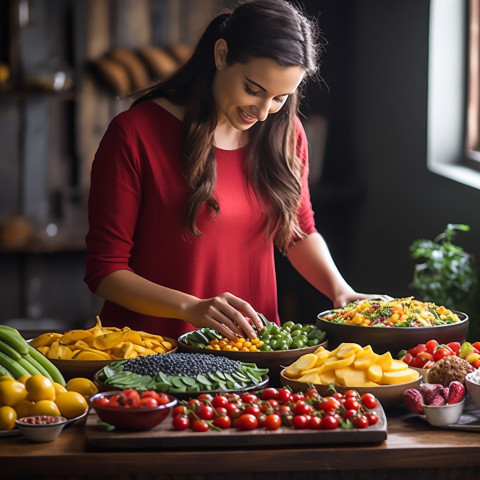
[133,0,323,252]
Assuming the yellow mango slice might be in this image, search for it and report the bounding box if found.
[382,368,419,385]
[385,359,409,372]
[73,350,111,361]
[375,352,393,371]
[297,372,322,384]
[355,345,374,358]
[319,370,337,385]
[353,352,378,369]
[367,364,383,383]
[284,353,318,378]
[343,369,379,387]
[59,329,93,345]
[336,343,363,358]
[323,354,355,372]
[300,364,326,376]
[334,366,357,386]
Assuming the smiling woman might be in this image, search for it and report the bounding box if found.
[84,0,390,342]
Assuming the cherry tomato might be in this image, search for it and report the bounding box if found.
[197,393,214,402]
[279,405,291,415]
[353,415,369,429]
[119,389,140,407]
[243,405,261,417]
[293,401,313,416]
[425,339,439,354]
[277,388,293,403]
[317,396,341,411]
[215,406,227,416]
[472,341,480,352]
[304,388,319,399]
[291,393,305,402]
[267,399,279,409]
[433,347,454,362]
[240,393,258,404]
[263,413,282,430]
[93,396,110,408]
[197,404,214,420]
[192,419,210,432]
[212,415,231,429]
[260,388,279,400]
[234,413,258,431]
[188,399,201,407]
[342,409,358,421]
[173,405,186,416]
[409,344,427,357]
[139,397,158,408]
[172,415,190,430]
[225,402,241,418]
[473,359,480,369]
[366,412,379,426]
[211,395,228,408]
[155,392,171,405]
[343,397,360,411]
[290,415,309,429]
[401,352,414,365]
[361,393,378,409]
[447,342,461,355]
[308,416,322,429]
[320,415,339,430]
[343,389,358,398]
[141,390,161,402]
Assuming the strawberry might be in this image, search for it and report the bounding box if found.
[428,392,446,406]
[421,384,446,405]
[403,388,425,415]
[447,381,466,405]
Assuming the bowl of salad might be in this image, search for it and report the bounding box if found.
[317,297,468,358]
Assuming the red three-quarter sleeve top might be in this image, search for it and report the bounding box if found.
[84,101,317,338]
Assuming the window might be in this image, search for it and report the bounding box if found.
[466,0,480,167]
[427,0,480,189]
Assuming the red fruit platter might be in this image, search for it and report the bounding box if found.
[84,404,387,450]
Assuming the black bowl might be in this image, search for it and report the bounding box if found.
[316,310,469,356]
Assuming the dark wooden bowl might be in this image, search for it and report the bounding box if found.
[316,311,469,357]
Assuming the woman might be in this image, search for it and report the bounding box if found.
[85,0,388,341]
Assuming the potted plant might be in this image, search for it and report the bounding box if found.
[409,224,479,338]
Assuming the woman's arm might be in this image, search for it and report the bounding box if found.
[286,232,390,308]
[95,270,262,339]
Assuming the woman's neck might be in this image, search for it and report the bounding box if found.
[213,121,248,150]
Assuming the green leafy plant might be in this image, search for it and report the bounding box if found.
[409,224,478,314]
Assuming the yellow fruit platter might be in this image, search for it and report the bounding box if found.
[280,342,422,408]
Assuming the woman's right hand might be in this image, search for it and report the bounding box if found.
[185,292,263,340]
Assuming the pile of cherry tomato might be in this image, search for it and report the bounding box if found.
[400,340,480,369]
[171,387,379,432]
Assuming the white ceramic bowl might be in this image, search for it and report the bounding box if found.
[15,415,68,442]
[465,371,480,408]
[423,399,465,427]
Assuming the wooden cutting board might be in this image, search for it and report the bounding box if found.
[84,405,388,450]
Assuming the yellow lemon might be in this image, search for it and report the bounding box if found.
[0,376,13,383]
[53,382,68,395]
[66,377,98,399]
[14,399,34,418]
[55,391,88,419]
[0,406,17,430]
[0,380,27,407]
[31,400,61,416]
[25,375,56,402]
[16,375,31,385]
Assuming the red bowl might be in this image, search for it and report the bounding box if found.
[89,391,177,431]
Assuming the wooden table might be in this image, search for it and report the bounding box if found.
[1,407,480,480]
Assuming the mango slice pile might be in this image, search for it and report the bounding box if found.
[284,342,420,387]
[30,317,175,361]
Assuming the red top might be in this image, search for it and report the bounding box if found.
[85,101,317,338]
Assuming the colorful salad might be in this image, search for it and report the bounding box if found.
[320,297,462,328]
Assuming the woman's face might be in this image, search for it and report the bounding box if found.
[213,40,305,131]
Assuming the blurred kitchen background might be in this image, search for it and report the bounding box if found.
[0,0,479,335]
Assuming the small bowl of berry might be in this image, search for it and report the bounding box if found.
[15,415,68,443]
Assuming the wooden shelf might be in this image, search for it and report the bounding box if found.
[0,237,86,254]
